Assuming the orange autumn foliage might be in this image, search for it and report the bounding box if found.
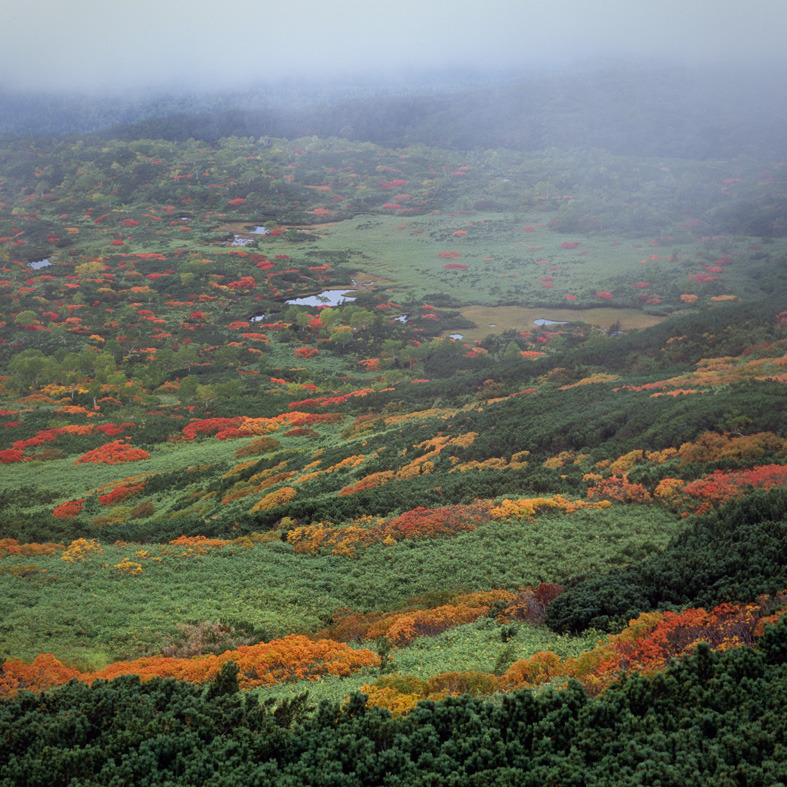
[287,502,492,558]
[500,595,786,696]
[60,538,103,562]
[339,434,477,496]
[74,441,150,465]
[667,464,787,514]
[491,495,609,520]
[498,583,566,624]
[676,431,787,466]
[99,482,145,507]
[293,454,365,485]
[0,654,81,697]
[360,595,787,714]
[52,499,85,518]
[249,485,296,513]
[586,474,651,503]
[0,538,65,556]
[169,535,231,554]
[0,636,378,697]
[321,589,515,645]
[362,671,499,716]
[84,635,377,689]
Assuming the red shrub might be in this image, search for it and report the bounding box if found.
[294,347,319,359]
[74,441,150,465]
[53,499,85,518]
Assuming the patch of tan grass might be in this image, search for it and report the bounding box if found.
[449,306,665,341]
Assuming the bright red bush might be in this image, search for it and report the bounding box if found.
[99,483,145,506]
[53,499,85,518]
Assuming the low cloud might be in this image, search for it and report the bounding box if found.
[3,0,785,94]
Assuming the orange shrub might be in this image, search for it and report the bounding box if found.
[82,635,378,689]
[677,431,787,466]
[1,638,379,696]
[680,464,787,513]
[380,597,508,647]
[0,539,64,556]
[170,535,230,555]
[320,589,515,644]
[234,436,281,458]
[339,471,395,496]
[499,650,566,689]
[61,538,103,562]
[287,503,492,558]
[74,441,150,465]
[499,583,566,624]
[500,596,787,697]
[283,428,319,438]
[491,495,609,519]
[361,683,423,716]
[0,654,81,697]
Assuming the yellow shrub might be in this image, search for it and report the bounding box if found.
[250,486,296,513]
[61,538,103,563]
[114,558,143,576]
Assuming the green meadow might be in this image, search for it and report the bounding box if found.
[0,505,681,666]
[297,212,785,310]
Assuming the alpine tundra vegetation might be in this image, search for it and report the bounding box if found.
[1,15,786,781]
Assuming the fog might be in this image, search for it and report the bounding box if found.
[3,0,786,95]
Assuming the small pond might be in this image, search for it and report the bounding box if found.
[534,318,569,326]
[449,333,464,340]
[226,225,269,246]
[285,289,356,307]
[28,259,52,270]
[229,236,255,246]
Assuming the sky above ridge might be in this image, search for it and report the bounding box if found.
[3,0,786,93]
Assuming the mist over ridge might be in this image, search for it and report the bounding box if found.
[2,0,786,150]
[1,59,785,163]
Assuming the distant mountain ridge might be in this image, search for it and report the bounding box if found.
[2,64,786,159]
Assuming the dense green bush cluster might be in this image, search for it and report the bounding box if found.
[2,619,785,785]
[546,490,787,634]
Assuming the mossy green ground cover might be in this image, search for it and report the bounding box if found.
[0,505,681,665]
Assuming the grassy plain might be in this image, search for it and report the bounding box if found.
[297,213,785,310]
